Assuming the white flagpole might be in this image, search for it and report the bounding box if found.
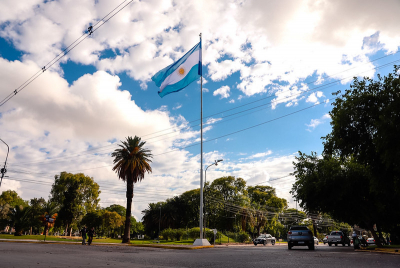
[199,32,204,240]
[194,33,210,246]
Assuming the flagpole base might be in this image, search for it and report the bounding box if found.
[193,238,211,246]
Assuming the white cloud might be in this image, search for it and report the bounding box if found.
[1,0,396,105]
[247,150,273,159]
[205,117,222,125]
[172,104,182,110]
[213,85,230,99]
[306,91,325,103]
[0,58,203,219]
[229,99,235,104]
[306,113,331,131]
[1,0,399,219]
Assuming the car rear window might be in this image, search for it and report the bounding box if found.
[330,231,343,235]
[290,226,308,230]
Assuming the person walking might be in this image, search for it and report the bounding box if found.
[88,227,95,245]
[352,231,359,249]
[81,226,87,245]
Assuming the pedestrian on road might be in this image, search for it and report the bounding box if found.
[352,231,359,249]
[88,227,95,245]
[81,226,87,245]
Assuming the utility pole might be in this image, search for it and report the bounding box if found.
[0,139,9,187]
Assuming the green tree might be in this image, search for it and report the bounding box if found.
[50,172,100,236]
[106,204,126,217]
[247,186,287,235]
[81,210,103,232]
[207,176,248,232]
[0,190,28,230]
[0,190,28,207]
[27,197,46,235]
[8,205,30,236]
[292,66,400,245]
[112,136,152,243]
[131,218,144,236]
[103,211,124,237]
[142,202,163,238]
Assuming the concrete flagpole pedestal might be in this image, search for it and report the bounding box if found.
[193,238,211,246]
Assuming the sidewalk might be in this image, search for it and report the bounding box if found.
[0,238,213,250]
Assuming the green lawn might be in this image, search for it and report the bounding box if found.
[0,234,79,242]
[0,234,206,245]
[0,233,285,246]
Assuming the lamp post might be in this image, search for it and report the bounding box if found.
[203,159,223,238]
[0,139,9,187]
[158,205,161,242]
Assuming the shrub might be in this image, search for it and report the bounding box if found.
[188,227,200,239]
[174,229,185,241]
[236,232,251,243]
[161,228,174,241]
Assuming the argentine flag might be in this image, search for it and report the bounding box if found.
[152,42,201,98]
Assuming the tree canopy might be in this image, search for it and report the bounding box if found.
[291,66,400,244]
[50,172,100,235]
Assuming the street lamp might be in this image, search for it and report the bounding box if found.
[204,159,223,238]
[0,139,9,187]
[158,205,161,242]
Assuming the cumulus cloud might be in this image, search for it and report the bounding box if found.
[0,58,202,219]
[1,0,397,103]
[306,113,331,131]
[1,0,399,218]
[213,85,230,99]
[306,91,325,103]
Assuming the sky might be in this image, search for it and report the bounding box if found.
[0,0,399,221]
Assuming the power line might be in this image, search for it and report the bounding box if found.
[7,56,400,168]
[7,101,323,174]
[0,0,134,107]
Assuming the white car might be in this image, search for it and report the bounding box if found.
[313,236,319,245]
[367,238,375,245]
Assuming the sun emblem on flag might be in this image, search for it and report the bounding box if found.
[178,67,185,76]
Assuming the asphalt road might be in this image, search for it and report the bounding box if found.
[0,242,399,268]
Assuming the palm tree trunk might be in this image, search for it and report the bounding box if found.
[123,179,134,243]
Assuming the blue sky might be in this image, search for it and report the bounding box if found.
[0,0,399,220]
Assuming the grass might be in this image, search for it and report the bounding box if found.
[0,234,207,245]
[0,233,293,246]
[0,234,80,242]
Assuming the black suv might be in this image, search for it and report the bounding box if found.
[287,226,314,250]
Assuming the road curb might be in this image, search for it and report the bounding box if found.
[356,248,400,255]
[128,244,214,250]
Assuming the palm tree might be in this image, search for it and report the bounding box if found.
[8,205,30,236]
[112,136,152,243]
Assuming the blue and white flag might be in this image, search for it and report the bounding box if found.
[152,42,201,98]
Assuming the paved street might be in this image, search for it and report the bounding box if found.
[1,242,399,268]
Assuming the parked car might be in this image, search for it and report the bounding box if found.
[287,226,315,250]
[367,238,375,245]
[326,231,351,246]
[323,237,328,244]
[313,236,319,245]
[253,234,276,246]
